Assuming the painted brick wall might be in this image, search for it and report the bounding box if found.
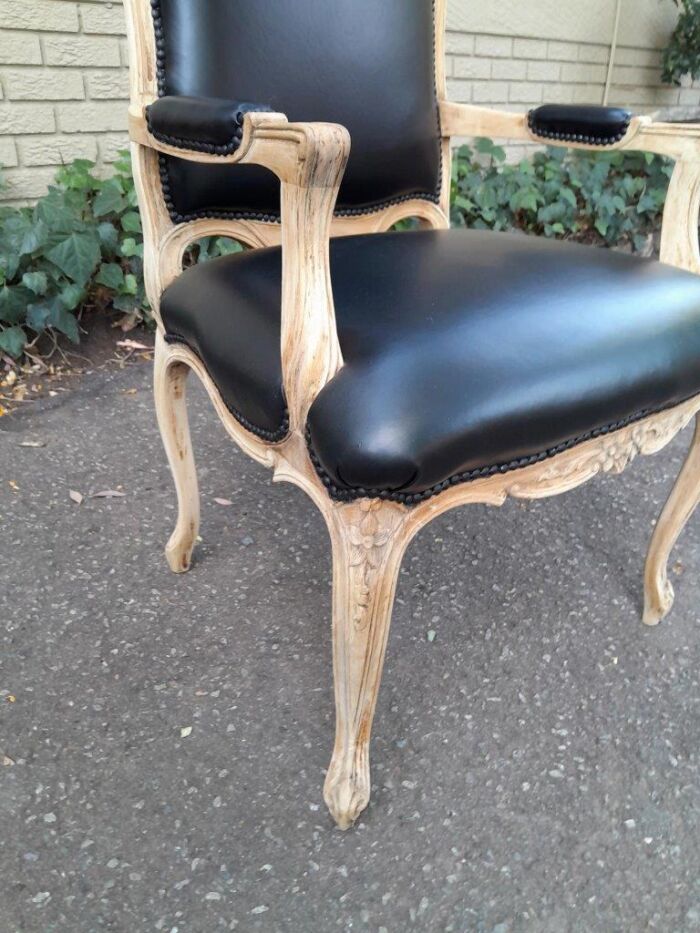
[0,0,698,204]
[446,29,699,160]
[0,0,129,204]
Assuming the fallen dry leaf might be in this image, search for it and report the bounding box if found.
[91,490,126,499]
[214,498,233,507]
[117,339,151,351]
[115,312,139,332]
[8,480,19,491]
[69,490,84,505]
[180,726,192,738]
[1,755,14,767]
[0,405,6,418]
[122,388,138,396]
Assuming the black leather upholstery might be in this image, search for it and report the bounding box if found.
[146,96,273,155]
[152,0,441,222]
[528,105,632,145]
[161,229,700,503]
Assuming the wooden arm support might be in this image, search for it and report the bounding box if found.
[130,107,351,433]
[439,101,700,276]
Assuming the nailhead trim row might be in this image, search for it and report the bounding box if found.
[146,102,274,157]
[164,334,290,443]
[148,0,444,224]
[305,399,685,506]
[527,110,631,146]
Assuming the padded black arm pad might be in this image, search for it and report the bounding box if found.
[146,96,274,156]
[527,105,632,146]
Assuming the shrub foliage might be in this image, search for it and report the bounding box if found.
[0,153,237,360]
[0,143,675,360]
[450,139,672,251]
[662,0,700,86]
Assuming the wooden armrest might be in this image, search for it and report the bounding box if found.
[439,101,646,151]
[131,104,351,430]
[144,96,276,157]
[440,100,700,276]
[439,100,700,160]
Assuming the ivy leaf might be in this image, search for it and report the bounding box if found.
[120,237,142,258]
[45,232,101,287]
[22,271,48,295]
[35,189,80,234]
[4,214,49,256]
[0,325,27,358]
[120,211,142,233]
[97,222,119,252]
[56,159,96,192]
[112,293,140,313]
[48,303,80,343]
[0,285,33,325]
[60,283,85,311]
[0,248,20,283]
[93,179,126,218]
[26,300,54,332]
[95,262,125,290]
[212,237,243,257]
[520,191,539,213]
[560,187,578,208]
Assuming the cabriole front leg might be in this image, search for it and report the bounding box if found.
[644,414,700,625]
[153,331,200,573]
[323,499,409,829]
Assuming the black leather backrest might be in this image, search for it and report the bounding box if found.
[152,0,442,222]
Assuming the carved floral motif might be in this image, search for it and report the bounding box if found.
[347,500,396,630]
[506,407,697,501]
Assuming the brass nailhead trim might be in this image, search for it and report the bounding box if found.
[306,399,684,506]
[164,334,290,443]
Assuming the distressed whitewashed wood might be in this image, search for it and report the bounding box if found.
[323,500,410,829]
[125,0,700,830]
[660,159,700,274]
[153,331,200,573]
[644,414,700,625]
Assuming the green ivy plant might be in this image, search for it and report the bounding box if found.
[0,152,238,360]
[662,0,700,85]
[450,138,672,252]
[0,144,675,361]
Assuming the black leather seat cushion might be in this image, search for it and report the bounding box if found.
[153,0,441,222]
[161,230,700,501]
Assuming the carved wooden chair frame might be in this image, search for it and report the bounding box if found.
[124,0,700,828]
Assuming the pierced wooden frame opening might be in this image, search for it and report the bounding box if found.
[125,0,700,829]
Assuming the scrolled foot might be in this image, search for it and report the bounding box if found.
[642,574,674,626]
[323,750,370,830]
[165,526,197,574]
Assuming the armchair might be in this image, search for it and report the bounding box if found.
[124,0,700,829]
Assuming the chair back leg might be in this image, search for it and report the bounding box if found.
[154,331,201,573]
[323,499,410,829]
[644,413,700,624]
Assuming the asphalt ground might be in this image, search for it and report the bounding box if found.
[1,360,699,932]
